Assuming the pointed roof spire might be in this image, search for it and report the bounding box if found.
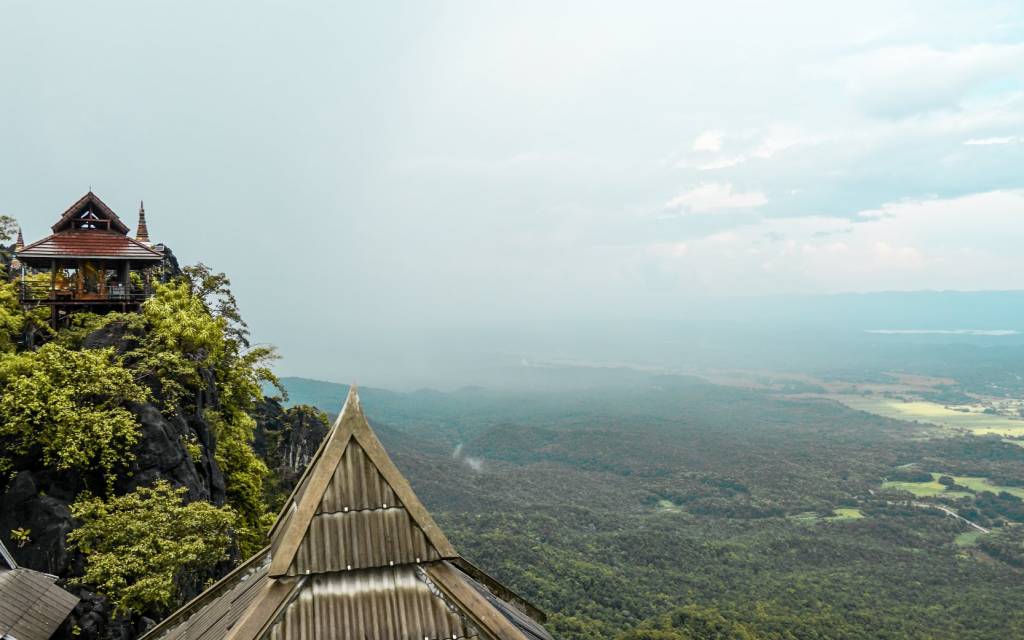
[136,201,150,244]
[14,228,23,252]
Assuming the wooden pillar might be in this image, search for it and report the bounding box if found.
[49,259,56,294]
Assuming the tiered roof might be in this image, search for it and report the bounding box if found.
[143,388,553,640]
[17,192,163,263]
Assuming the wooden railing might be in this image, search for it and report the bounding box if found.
[18,279,154,304]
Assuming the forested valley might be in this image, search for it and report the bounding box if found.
[1,242,1023,639]
[283,376,1024,640]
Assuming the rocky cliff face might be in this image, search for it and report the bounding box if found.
[0,401,229,639]
[252,399,330,505]
[0,320,232,640]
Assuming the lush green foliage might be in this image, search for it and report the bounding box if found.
[140,281,231,406]
[0,215,15,243]
[113,268,280,555]
[0,281,25,353]
[206,409,271,555]
[617,605,761,640]
[285,377,1024,640]
[0,343,149,487]
[0,259,287,618]
[68,481,236,613]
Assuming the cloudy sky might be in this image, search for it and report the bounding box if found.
[1,1,1022,382]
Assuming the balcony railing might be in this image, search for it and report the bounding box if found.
[18,279,154,304]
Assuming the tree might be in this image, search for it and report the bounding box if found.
[0,215,15,243]
[68,481,236,614]
[0,281,25,353]
[618,605,761,640]
[139,275,280,554]
[0,344,149,488]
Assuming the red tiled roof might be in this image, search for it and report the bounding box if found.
[18,230,164,261]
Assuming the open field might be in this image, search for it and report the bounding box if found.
[827,508,864,520]
[655,499,683,513]
[955,531,986,547]
[950,475,1024,499]
[829,395,1024,436]
[881,478,971,498]
[695,369,957,396]
[883,473,1024,499]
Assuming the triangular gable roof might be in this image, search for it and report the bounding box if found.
[267,387,457,576]
[144,387,553,640]
[51,192,131,234]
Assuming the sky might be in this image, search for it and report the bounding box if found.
[1,1,1022,385]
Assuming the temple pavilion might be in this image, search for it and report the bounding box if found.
[13,191,165,327]
[142,388,554,640]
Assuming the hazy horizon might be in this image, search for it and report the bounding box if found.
[2,1,1022,386]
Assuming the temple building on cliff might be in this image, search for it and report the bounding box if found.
[141,388,554,640]
[13,191,165,328]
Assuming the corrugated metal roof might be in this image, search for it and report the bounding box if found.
[143,388,553,640]
[0,568,79,640]
[274,438,441,575]
[18,230,164,261]
[458,568,552,640]
[267,392,457,579]
[148,552,273,640]
[287,506,441,575]
[319,439,402,513]
[266,566,479,640]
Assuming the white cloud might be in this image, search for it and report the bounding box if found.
[692,130,723,153]
[644,190,1024,294]
[964,136,1017,145]
[685,125,827,171]
[664,183,768,213]
[696,156,745,171]
[833,43,1024,116]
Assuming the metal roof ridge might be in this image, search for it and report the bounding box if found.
[0,538,17,570]
[266,386,458,578]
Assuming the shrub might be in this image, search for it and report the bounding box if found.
[68,481,236,614]
[0,344,149,490]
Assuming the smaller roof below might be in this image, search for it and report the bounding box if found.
[148,550,273,640]
[18,230,164,262]
[0,568,79,640]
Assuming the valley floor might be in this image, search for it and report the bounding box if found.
[282,375,1024,640]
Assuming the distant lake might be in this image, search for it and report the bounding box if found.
[865,329,1019,336]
